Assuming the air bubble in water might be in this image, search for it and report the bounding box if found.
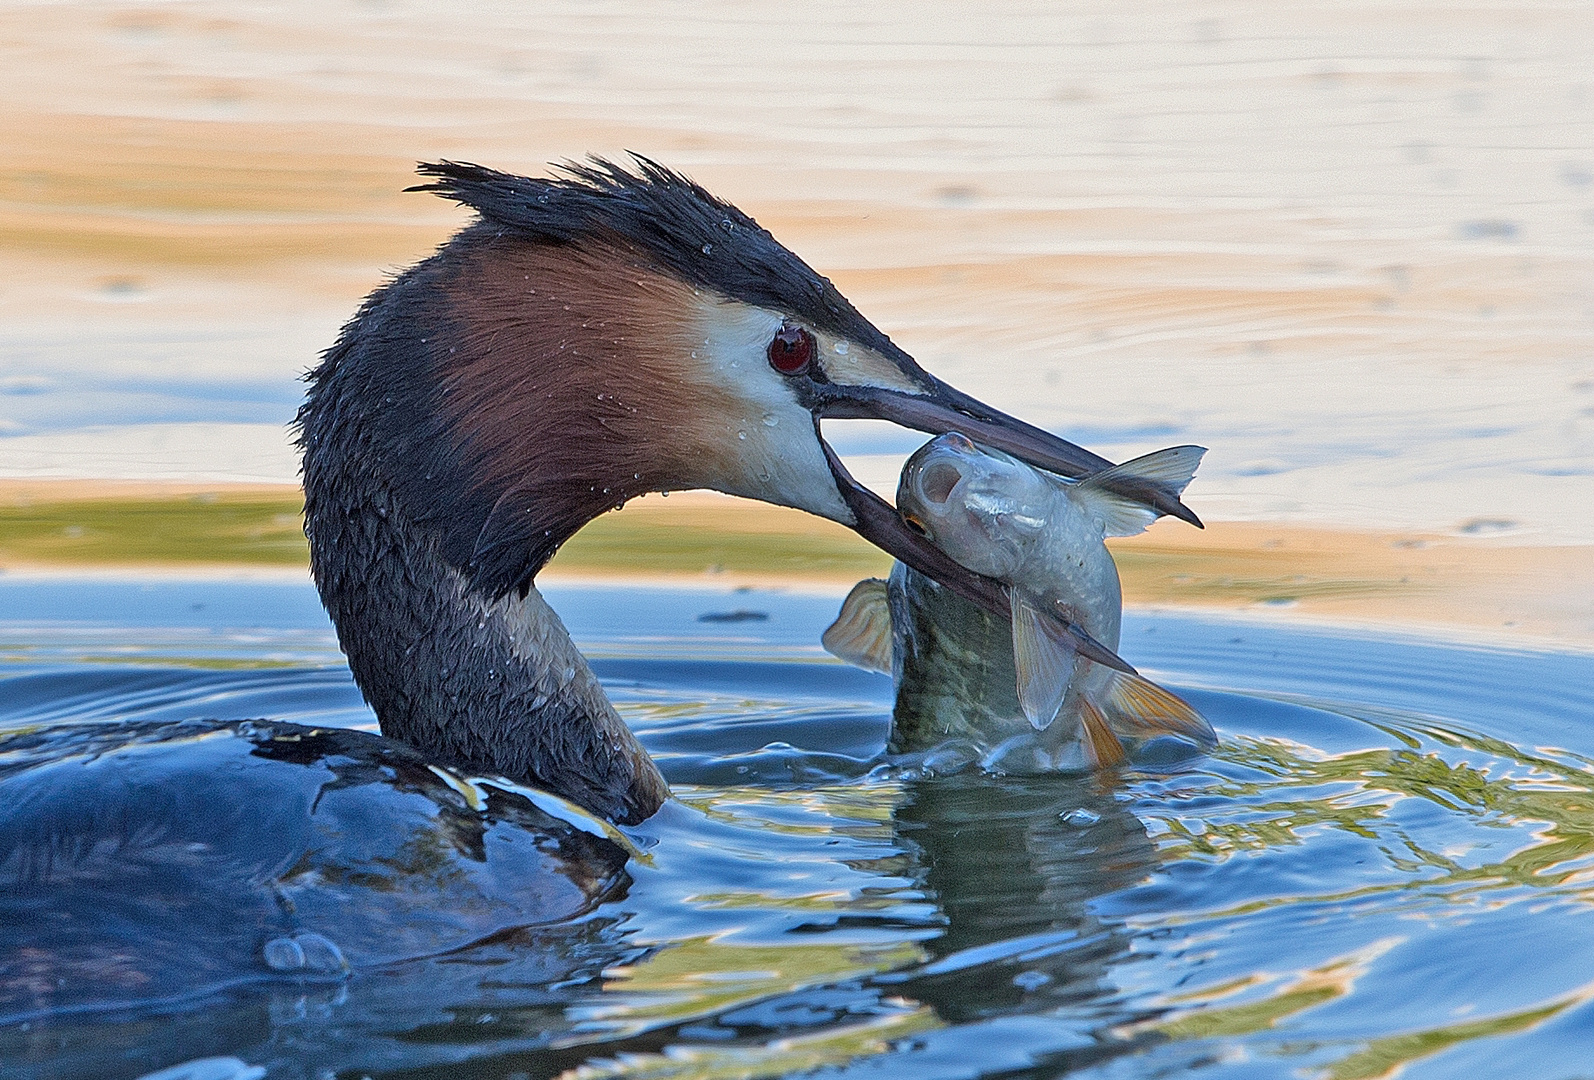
[262,932,347,975]
[295,933,349,973]
[262,936,304,971]
[1013,970,1053,991]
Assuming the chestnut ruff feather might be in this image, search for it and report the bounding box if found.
[408,157,908,362]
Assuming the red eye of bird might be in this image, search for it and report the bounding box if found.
[767,324,815,375]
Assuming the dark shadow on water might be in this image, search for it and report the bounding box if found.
[884,772,1157,1021]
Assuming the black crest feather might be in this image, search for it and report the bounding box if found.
[409,155,903,361]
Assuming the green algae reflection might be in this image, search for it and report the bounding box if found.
[0,492,308,566]
[1121,703,1594,1075]
[1140,714,1594,917]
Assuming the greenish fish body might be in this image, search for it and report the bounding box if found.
[824,433,1215,771]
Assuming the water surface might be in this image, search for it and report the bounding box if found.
[3,576,1594,1079]
[3,2,1592,539]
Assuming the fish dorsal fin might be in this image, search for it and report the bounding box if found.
[1098,670,1217,748]
[1076,445,1207,537]
[821,578,894,674]
[1010,587,1080,730]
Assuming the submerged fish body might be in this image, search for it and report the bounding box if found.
[879,561,1027,750]
[824,433,1215,770]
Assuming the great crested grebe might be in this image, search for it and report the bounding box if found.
[299,158,1197,825]
[0,158,1199,1021]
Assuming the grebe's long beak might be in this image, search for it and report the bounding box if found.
[819,379,1203,528]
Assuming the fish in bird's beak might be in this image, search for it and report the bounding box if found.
[665,298,1196,677]
[745,317,1188,675]
[813,419,1136,676]
[818,376,1202,528]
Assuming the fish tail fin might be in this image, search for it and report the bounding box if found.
[1075,445,1207,536]
[1091,669,1216,748]
[1078,697,1129,769]
[821,578,894,674]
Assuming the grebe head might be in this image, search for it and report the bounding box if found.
[297,157,1187,821]
[322,158,1196,602]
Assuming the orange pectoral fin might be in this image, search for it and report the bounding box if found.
[1079,698,1128,769]
[1100,671,1217,748]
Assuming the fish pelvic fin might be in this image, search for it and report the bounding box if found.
[1076,445,1207,537]
[821,578,894,674]
[1079,698,1129,769]
[1010,587,1079,730]
[1094,669,1217,748]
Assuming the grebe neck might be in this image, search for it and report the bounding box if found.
[297,242,669,825]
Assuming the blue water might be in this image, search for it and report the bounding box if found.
[4,575,1594,1080]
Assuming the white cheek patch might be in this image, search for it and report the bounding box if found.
[685,296,854,524]
[812,331,923,395]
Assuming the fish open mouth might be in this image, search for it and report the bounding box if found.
[917,461,964,506]
[817,434,1135,676]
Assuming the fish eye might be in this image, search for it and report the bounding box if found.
[767,324,815,376]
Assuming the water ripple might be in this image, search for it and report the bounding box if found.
[3,579,1593,1078]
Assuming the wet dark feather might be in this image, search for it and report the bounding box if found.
[409,156,908,364]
